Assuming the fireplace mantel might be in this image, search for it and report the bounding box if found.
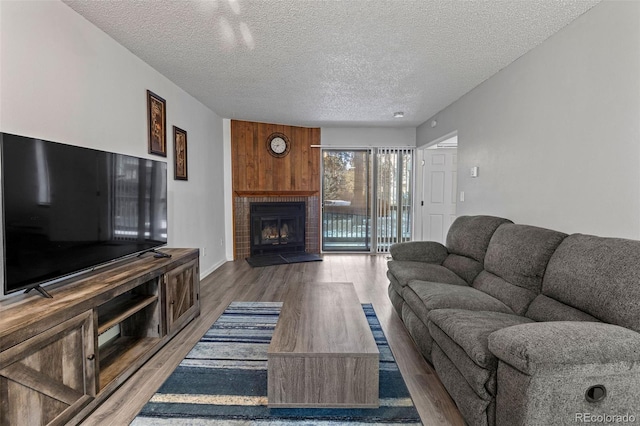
[235,190,319,197]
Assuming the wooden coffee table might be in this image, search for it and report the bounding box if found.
[267,281,379,408]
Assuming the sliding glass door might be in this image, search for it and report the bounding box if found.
[321,147,413,253]
[322,150,371,251]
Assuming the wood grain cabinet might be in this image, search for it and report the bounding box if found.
[164,258,199,335]
[0,310,96,426]
[0,248,199,426]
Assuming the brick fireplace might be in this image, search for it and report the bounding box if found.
[234,195,320,259]
[231,120,321,260]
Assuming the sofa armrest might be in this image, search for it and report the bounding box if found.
[389,241,448,263]
[488,321,640,375]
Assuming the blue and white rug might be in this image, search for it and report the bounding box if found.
[132,302,422,425]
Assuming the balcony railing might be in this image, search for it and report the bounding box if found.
[322,205,411,251]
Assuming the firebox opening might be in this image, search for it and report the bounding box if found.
[250,201,306,256]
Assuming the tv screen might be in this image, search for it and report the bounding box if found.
[1,132,168,295]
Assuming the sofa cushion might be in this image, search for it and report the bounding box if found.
[483,224,567,293]
[442,254,484,285]
[432,345,496,426]
[526,295,600,322]
[429,318,496,400]
[539,233,640,332]
[402,282,513,363]
[428,309,533,409]
[401,304,435,362]
[404,281,513,323]
[472,224,567,315]
[446,216,513,263]
[389,240,448,263]
[387,260,467,288]
[428,309,534,370]
[387,283,404,315]
[472,271,537,316]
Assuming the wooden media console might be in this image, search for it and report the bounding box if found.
[0,248,200,426]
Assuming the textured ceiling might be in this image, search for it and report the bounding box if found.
[63,0,600,128]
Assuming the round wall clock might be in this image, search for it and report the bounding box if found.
[266,132,291,158]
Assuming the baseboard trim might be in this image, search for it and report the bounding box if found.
[200,258,228,280]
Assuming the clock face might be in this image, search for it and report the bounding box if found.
[270,137,287,154]
[266,133,290,157]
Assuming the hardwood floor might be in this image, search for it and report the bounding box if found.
[81,254,465,426]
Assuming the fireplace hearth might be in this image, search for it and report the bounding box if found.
[250,202,305,256]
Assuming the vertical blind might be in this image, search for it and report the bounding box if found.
[375,147,413,253]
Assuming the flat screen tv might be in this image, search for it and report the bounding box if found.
[1,132,168,296]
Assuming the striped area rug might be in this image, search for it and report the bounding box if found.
[132,302,422,425]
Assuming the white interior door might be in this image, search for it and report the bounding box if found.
[419,148,457,244]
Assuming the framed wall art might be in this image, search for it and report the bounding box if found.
[147,90,167,156]
[173,126,188,180]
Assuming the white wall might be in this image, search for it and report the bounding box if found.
[0,0,227,292]
[417,1,640,239]
[321,127,416,148]
[222,119,234,260]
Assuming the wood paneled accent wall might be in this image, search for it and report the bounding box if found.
[231,120,320,195]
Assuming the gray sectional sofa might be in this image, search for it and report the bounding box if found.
[387,215,640,426]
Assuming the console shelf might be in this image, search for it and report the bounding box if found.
[97,293,159,334]
[0,248,200,426]
[99,336,160,390]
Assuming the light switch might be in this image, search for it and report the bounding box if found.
[470,166,479,178]
[460,191,465,202]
